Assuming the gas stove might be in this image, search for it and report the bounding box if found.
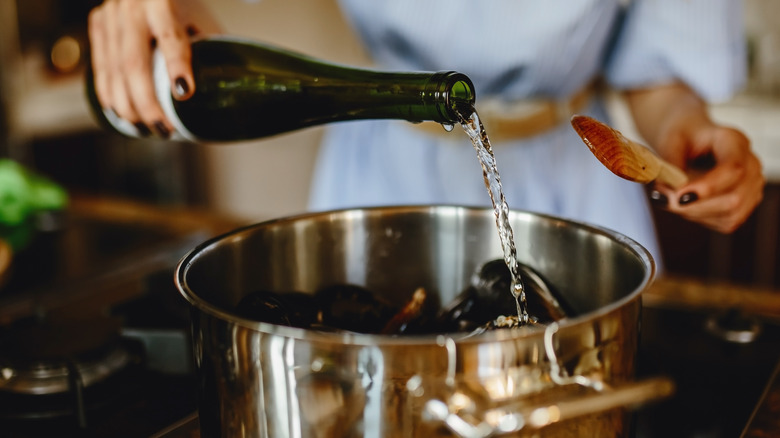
[0,317,198,438]
[0,196,239,438]
[1,197,778,438]
[635,304,780,437]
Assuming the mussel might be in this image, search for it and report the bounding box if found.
[437,259,572,329]
[234,259,570,335]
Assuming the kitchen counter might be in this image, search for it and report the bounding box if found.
[644,274,780,323]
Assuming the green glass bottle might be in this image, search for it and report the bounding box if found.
[86,36,476,142]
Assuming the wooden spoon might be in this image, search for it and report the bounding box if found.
[570,115,688,189]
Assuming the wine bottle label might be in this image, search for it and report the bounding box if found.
[101,107,147,138]
[99,50,196,142]
[152,50,198,142]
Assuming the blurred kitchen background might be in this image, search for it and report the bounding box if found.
[0,0,779,288]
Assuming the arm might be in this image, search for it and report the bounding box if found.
[623,81,764,233]
[87,0,222,137]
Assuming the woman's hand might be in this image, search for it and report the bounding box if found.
[88,0,222,137]
[651,122,764,233]
[625,82,765,234]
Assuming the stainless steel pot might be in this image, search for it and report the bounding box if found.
[175,206,670,437]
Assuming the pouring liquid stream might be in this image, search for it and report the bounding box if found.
[456,107,530,326]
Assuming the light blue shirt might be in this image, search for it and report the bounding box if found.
[309,0,747,265]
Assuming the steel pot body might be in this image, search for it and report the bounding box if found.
[176,206,655,437]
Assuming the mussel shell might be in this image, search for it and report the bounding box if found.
[234,290,318,328]
[438,259,569,329]
[234,290,294,326]
[314,284,397,334]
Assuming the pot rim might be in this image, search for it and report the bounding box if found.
[174,204,655,346]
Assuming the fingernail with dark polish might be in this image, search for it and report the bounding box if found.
[649,190,668,206]
[134,122,152,137]
[154,121,170,138]
[679,192,699,205]
[174,77,189,97]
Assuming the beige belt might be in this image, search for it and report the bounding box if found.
[416,81,596,142]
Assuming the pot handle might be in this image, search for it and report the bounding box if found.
[424,376,674,438]
[422,323,675,438]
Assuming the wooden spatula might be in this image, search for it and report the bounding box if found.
[570,115,688,189]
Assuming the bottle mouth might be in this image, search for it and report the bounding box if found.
[441,72,475,121]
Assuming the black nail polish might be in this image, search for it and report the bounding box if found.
[174,77,189,97]
[679,192,699,205]
[134,122,152,137]
[154,121,170,138]
[649,190,668,206]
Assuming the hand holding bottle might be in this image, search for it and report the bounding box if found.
[87,0,222,137]
[87,37,475,142]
